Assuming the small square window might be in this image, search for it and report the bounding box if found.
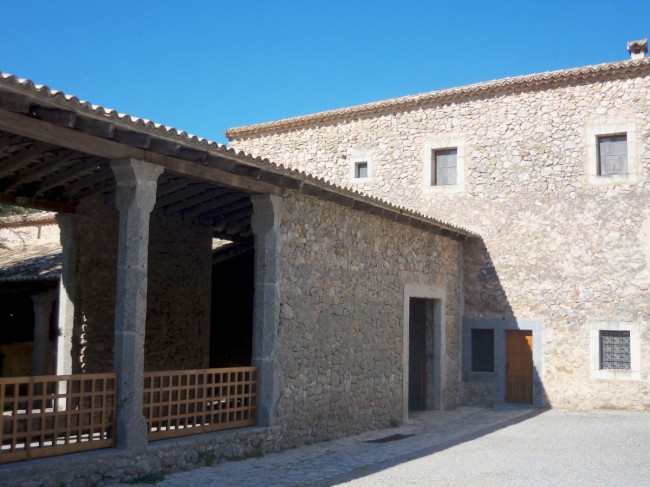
[599,330,630,370]
[471,329,494,373]
[432,149,457,186]
[597,134,628,176]
[354,161,368,179]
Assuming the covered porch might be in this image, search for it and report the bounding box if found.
[0,74,288,461]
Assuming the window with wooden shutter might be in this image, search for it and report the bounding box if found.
[432,149,457,186]
[597,134,628,176]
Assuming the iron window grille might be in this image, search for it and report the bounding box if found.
[599,330,631,370]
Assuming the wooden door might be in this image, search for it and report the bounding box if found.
[505,330,533,404]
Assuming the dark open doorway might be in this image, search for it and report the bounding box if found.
[408,296,442,412]
[209,248,254,367]
[408,298,428,410]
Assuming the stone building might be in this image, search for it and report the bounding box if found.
[226,40,650,411]
[0,71,472,483]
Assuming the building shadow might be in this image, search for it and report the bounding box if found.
[459,237,550,409]
[319,407,547,486]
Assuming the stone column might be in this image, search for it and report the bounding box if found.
[31,291,56,376]
[111,158,162,449]
[250,194,282,427]
[55,213,77,377]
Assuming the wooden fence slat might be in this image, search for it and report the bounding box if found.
[144,367,258,442]
[0,373,117,463]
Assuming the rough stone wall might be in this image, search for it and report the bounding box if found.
[275,191,462,443]
[2,426,276,487]
[74,195,211,373]
[231,74,650,410]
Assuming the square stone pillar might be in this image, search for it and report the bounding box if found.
[55,213,77,377]
[111,158,162,449]
[251,194,282,427]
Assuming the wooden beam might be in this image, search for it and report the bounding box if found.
[31,106,77,128]
[0,141,55,178]
[35,159,103,194]
[1,150,77,191]
[113,128,151,149]
[155,182,206,208]
[0,92,30,113]
[161,187,229,214]
[156,177,190,198]
[186,192,248,220]
[148,139,180,156]
[64,168,113,197]
[145,151,281,195]
[0,108,281,194]
[177,147,207,163]
[74,117,115,138]
[202,204,252,226]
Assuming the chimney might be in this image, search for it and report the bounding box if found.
[627,39,648,60]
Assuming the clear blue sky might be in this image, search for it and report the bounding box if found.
[2,1,648,144]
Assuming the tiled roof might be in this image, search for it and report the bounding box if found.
[0,72,478,240]
[0,240,61,282]
[225,57,650,139]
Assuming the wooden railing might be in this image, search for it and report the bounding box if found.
[0,367,258,462]
[143,367,258,441]
[0,373,116,463]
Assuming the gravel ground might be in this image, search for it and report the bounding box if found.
[116,408,650,487]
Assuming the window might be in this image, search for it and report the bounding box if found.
[471,329,494,373]
[597,134,628,176]
[349,151,372,182]
[586,120,638,186]
[599,330,630,370]
[432,149,457,186]
[354,161,368,179]
[589,322,640,380]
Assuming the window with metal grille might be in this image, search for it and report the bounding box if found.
[432,149,457,186]
[599,330,630,370]
[471,329,494,372]
[597,134,628,176]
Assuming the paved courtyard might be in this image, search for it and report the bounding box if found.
[117,407,650,487]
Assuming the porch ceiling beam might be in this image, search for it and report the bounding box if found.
[161,187,229,214]
[154,182,206,207]
[72,176,115,201]
[156,177,190,197]
[196,198,251,224]
[183,191,248,219]
[0,150,77,191]
[35,159,104,194]
[209,206,252,228]
[0,140,55,178]
[0,108,282,195]
[64,168,114,198]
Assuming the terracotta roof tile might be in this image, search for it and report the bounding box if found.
[225,58,650,139]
